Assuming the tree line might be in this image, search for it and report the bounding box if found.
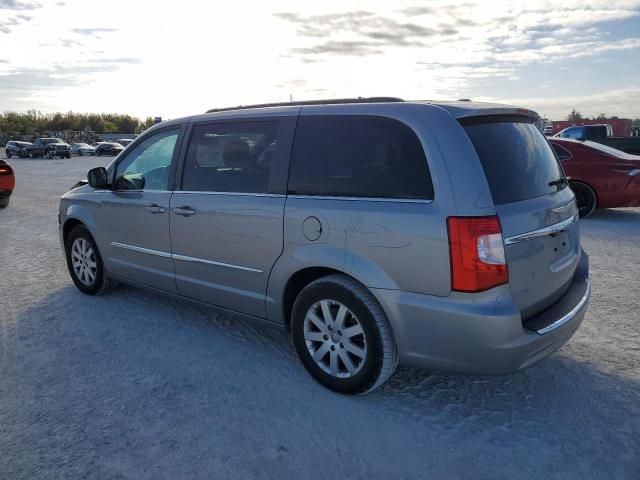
[0,110,156,137]
[566,108,640,125]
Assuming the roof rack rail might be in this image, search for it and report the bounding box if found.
[206,97,404,113]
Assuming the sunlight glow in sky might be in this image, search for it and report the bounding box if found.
[1,0,640,120]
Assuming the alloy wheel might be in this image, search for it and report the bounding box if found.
[303,299,367,378]
[71,237,97,286]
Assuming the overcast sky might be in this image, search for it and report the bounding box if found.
[1,0,639,120]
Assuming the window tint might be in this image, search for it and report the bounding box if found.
[559,127,583,139]
[462,118,565,205]
[288,115,433,199]
[551,143,572,161]
[182,122,279,193]
[115,128,179,190]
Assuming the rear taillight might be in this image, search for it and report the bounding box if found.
[0,166,12,176]
[447,216,508,292]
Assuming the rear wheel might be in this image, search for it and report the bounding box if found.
[570,182,597,217]
[291,274,397,394]
[65,225,117,295]
[78,150,83,156]
[0,197,9,208]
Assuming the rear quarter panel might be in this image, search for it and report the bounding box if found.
[266,104,496,324]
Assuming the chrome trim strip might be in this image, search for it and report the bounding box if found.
[504,213,578,246]
[173,191,284,198]
[171,253,263,273]
[110,242,172,258]
[537,280,590,335]
[110,242,263,273]
[287,194,434,204]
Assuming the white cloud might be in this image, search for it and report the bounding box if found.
[0,0,639,119]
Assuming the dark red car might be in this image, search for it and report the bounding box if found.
[0,159,15,208]
[549,138,640,217]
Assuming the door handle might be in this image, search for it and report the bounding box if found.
[173,206,196,217]
[146,204,166,214]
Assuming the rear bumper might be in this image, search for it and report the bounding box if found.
[372,251,590,374]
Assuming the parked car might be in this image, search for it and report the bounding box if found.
[30,138,71,158]
[71,143,96,156]
[0,159,15,208]
[59,98,590,394]
[549,138,640,217]
[116,138,134,147]
[554,124,640,154]
[5,140,32,158]
[95,142,124,156]
[543,126,553,136]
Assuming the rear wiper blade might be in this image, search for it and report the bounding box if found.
[549,177,569,187]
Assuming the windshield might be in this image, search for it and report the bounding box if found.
[462,117,565,205]
[44,138,63,144]
[76,143,90,147]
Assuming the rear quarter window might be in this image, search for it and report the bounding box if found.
[462,117,565,205]
[288,115,433,200]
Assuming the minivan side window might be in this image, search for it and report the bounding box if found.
[181,122,279,194]
[114,128,179,191]
[288,115,433,200]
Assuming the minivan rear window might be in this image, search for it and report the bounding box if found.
[461,117,565,205]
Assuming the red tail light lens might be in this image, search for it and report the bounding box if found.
[447,216,508,292]
[0,166,13,176]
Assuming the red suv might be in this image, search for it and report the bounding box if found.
[549,138,640,217]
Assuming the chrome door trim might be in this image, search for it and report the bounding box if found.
[110,242,172,258]
[172,253,264,273]
[504,213,579,246]
[110,242,263,273]
[173,191,285,198]
[537,280,590,334]
[287,194,434,204]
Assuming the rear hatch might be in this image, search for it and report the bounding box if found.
[461,115,580,319]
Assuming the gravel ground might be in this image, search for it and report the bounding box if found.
[1,155,639,479]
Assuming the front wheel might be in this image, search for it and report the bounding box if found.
[78,150,83,156]
[291,274,397,394]
[5,151,10,158]
[570,182,597,217]
[65,225,117,295]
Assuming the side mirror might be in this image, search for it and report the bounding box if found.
[114,174,145,190]
[87,167,108,188]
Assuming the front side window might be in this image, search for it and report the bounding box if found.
[288,115,433,199]
[181,122,279,193]
[114,128,179,190]
[559,127,583,139]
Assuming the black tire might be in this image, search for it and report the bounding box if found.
[6,151,11,158]
[78,150,83,156]
[65,225,117,295]
[570,181,597,218]
[66,153,71,159]
[0,197,9,208]
[291,274,398,394]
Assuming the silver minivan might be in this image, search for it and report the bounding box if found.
[59,98,590,394]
